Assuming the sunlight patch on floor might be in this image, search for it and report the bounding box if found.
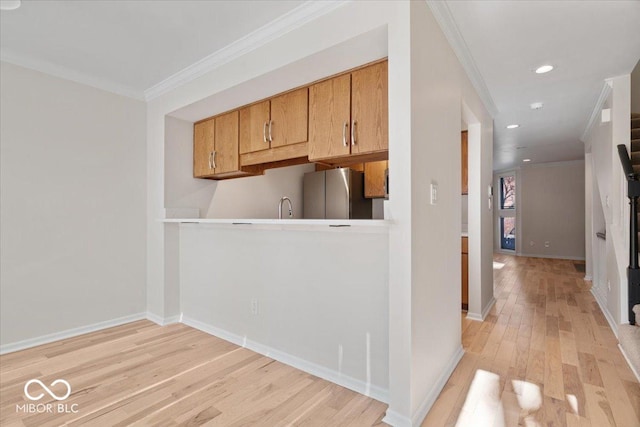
[493,262,506,270]
[566,394,579,415]
[456,370,502,426]
[454,371,544,427]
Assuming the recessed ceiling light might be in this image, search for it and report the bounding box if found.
[506,124,520,129]
[523,159,532,162]
[530,102,544,110]
[535,65,554,74]
[0,0,21,10]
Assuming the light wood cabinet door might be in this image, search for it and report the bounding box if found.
[270,87,308,148]
[308,73,351,161]
[351,61,388,155]
[214,110,239,174]
[462,131,468,195]
[364,160,388,198]
[239,100,270,154]
[193,118,215,178]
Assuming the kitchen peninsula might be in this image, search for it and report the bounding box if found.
[162,58,392,401]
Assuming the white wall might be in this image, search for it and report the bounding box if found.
[179,224,389,400]
[207,164,314,219]
[408,2,494,423]
[0,62,147,349]
[164,115,215,217]
[632,60,640,114]
[585,154,593,279]
[586,75,631,328]
[519,161,586,260]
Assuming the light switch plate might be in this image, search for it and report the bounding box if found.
[430,182,438,205]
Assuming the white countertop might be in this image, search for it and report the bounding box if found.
[162,218,391,231]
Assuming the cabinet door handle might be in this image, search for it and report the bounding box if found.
[268,120,273,143]
[209,151,213,169]
[351,120,357,146]
[342,122,348,147]
[263,121,268,143]
[212,151,217,169]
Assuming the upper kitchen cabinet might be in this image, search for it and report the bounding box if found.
[308,74,351,160]
[270,88,308,148]
[351,61,388,156]
[194,118,215,178]
[240,88,308,154]
[239,100,270,154]
[364,160,388,199]
[239,88,309,169]
[194,111,256,180]
[309,60,388,164]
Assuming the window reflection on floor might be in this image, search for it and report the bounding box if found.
[455,371,544,427]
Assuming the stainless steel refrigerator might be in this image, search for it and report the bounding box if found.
[303,168,372,219]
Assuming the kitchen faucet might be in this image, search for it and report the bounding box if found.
[278,196,293,219]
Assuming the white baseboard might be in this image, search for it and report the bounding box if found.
[467,297,496,322]
[146,312,181,326]
[0,312,147,355]
[590,288,618,338]
[466,312,482,321]
[618,343,640,382]
[411,346,465,426]
[519,253,586,261]
[181,315,388,404]
[382,409,412,427]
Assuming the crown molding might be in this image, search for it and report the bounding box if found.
[0,49,144,100]
[143,0,350,102]
[426,1,498,118]
[580,79,613,143]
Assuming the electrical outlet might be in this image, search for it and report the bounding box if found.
[544,241,550,248]
[250,298,258,315]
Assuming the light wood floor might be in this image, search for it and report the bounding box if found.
[0,321,387,426]
[423,255,640,427]
[2,255,638,426]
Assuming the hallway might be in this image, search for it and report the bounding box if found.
[422,255,640,427]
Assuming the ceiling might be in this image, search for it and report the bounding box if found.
[0,0,303,98]
[2,1,640,171]
[445,0,640,171]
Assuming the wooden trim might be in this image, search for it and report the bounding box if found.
[199,170,260,180]
[311,150,388,167]
[240,142,309,166]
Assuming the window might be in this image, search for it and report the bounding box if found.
[498,174,516,251]
[500,176,515,209]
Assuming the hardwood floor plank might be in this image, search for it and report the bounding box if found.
[578,352,604,387]
[422,255,639,427]
[1,324,386,427]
